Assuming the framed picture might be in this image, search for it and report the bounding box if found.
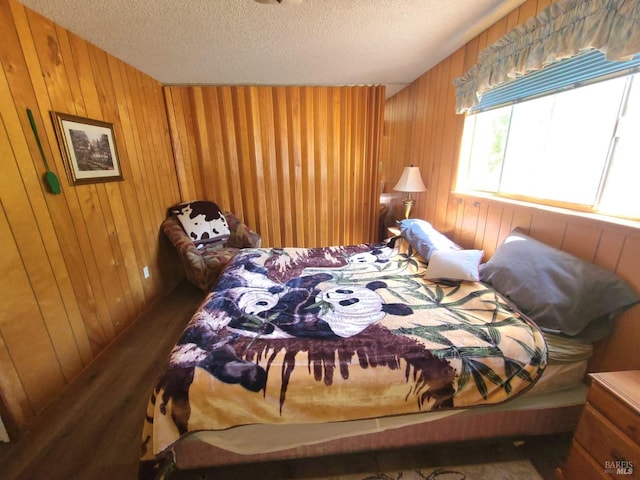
[51,112,123,185]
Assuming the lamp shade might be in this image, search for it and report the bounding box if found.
[393,166,427,192]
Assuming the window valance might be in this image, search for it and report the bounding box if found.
[453,0,640,113]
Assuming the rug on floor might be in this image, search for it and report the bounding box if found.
[305,459,543,480]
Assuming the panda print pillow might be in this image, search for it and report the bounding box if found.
[170,201,231,248]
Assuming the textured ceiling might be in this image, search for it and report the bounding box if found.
[18,0,525,98]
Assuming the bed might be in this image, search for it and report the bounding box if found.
[139,220,639,479]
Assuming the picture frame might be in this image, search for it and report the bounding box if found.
[51,112,123,185]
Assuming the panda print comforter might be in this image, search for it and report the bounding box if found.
[140,236,547,464]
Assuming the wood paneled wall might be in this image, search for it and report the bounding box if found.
[381,0,640,372]
[164,85,385,248]
[0,0,180,434]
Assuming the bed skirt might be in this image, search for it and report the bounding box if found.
[156,384,587,473]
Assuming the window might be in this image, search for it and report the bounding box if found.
[457,51,640,222]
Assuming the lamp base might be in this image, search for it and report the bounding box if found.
[402,194,415,219]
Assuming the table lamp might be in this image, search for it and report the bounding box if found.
[393,165,427,219]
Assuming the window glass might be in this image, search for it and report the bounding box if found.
[501,79,624,204]
[458,71,640,221]
[598,76,640,218]
[463,106,510,193]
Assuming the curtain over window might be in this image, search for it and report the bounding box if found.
[453,0,640,113]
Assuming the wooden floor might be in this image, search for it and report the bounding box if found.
[0,281,573,480]
[0,281,205,480]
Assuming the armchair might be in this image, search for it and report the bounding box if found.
[162,201,261,291]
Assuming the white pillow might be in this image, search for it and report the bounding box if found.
[424,249,484,282]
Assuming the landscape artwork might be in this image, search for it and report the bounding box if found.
[52,112,123,185]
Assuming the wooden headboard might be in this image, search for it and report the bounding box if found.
[589,309,640,372]
[442,195,640,374]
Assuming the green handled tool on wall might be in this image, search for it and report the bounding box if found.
[27,108,61,195]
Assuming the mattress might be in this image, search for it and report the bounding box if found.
[527,332,591,396]
[173,360,588,455]
[141,237,592,467]
[165,332,590,456]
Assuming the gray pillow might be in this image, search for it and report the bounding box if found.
[398,219,460,261]
[479,229,639,341]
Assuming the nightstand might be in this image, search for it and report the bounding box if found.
[557,371,640,480]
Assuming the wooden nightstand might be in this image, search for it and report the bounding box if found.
[557,371,640,479]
